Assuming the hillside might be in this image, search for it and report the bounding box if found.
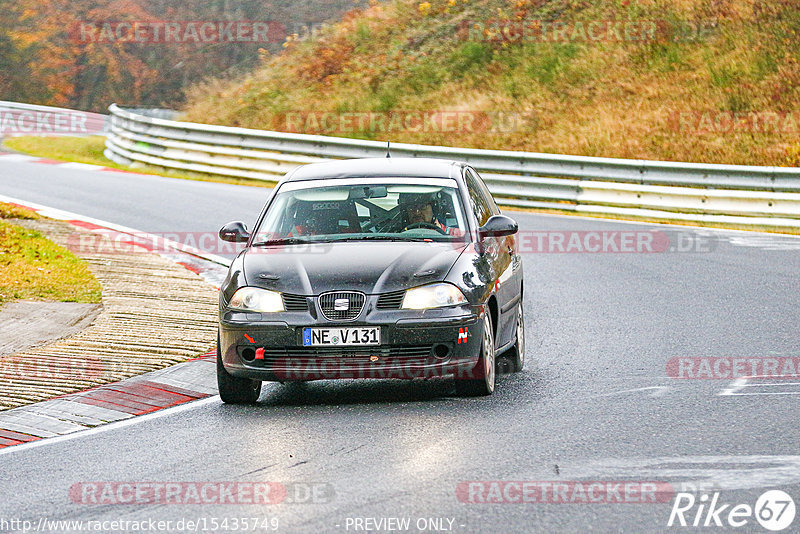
[0,0,367,111]
[182,0,800,166]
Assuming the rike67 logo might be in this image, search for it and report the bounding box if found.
[668,490,796,531]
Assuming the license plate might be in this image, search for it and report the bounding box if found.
[303,327,380,346]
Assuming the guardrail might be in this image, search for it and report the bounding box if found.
[104,104,800,228]
[0,101,107,137]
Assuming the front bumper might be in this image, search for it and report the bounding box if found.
[219,303,483,381]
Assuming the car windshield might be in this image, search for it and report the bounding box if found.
[252,178,468,244]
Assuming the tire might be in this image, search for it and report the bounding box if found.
[455,312,495,397]
[509,301,525,372]
[217,335,262,404]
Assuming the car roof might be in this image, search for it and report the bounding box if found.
[283,158,465,183]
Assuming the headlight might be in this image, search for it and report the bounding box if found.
[401,283,467,309]
[228,287,284,312]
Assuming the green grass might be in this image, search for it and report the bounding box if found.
[0,203,40,220]
[2,136,274,188]
[5,135,109,166]
[0,203,102,306]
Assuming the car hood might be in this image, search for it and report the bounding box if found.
[243,241,468,295]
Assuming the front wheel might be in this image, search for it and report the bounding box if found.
[455,312,495,397]
[217,335,261,404]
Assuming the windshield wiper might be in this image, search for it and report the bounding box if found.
[252,235,448,246]
[251,238,315,247]
[325,235,433,243]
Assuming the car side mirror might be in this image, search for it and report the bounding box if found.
[479,215,518,239]
[219,221,250,243]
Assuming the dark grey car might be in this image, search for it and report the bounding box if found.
[217,158,525,403]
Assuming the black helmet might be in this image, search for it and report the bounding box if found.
[398,191,439,208]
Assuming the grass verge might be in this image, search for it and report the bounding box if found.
[0,202,41,220]
[0,202,102,306]
[2,136,274,188]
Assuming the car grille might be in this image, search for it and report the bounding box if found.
[318,291,365,321]
[255,345,434,364]
[282,293,309,312]
[376,290,405,309]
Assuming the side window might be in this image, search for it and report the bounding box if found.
[465,168,494,226]
[471,168,500,216]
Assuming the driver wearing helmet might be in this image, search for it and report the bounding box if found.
[399,192,460,236]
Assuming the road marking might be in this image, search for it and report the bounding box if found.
[0,396,220,457]
[0,154,37,162]
[570,455,800,492]
[58,161,105,171]
[718,377,749,396]
[719,376,800,396]
[726,235,800,250]
[595,386,672,398]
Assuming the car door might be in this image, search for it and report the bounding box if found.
[464,167,519,349]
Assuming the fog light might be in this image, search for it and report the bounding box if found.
[433,344,450,359]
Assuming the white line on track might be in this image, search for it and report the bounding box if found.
[57,161,105,171]
[0,154,37,162]
[730,392,800,395]
[718,376,800,396]
[594,386,672,398]
[0,396,220,457]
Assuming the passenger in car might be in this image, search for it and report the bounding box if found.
[288,200,359,236]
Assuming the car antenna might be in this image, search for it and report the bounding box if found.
[386,140,391,158]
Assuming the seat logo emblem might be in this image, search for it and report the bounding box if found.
[334,298,350,311]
